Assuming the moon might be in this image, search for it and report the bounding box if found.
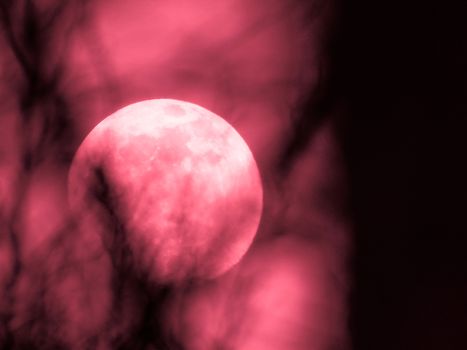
[68,99,263,284]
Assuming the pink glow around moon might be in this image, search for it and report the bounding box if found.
[68,99,263,284]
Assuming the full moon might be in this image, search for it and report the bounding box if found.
[68,99,263,284]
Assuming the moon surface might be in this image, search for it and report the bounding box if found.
[68,99,263,284]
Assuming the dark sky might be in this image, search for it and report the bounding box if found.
[326,0,467,348]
